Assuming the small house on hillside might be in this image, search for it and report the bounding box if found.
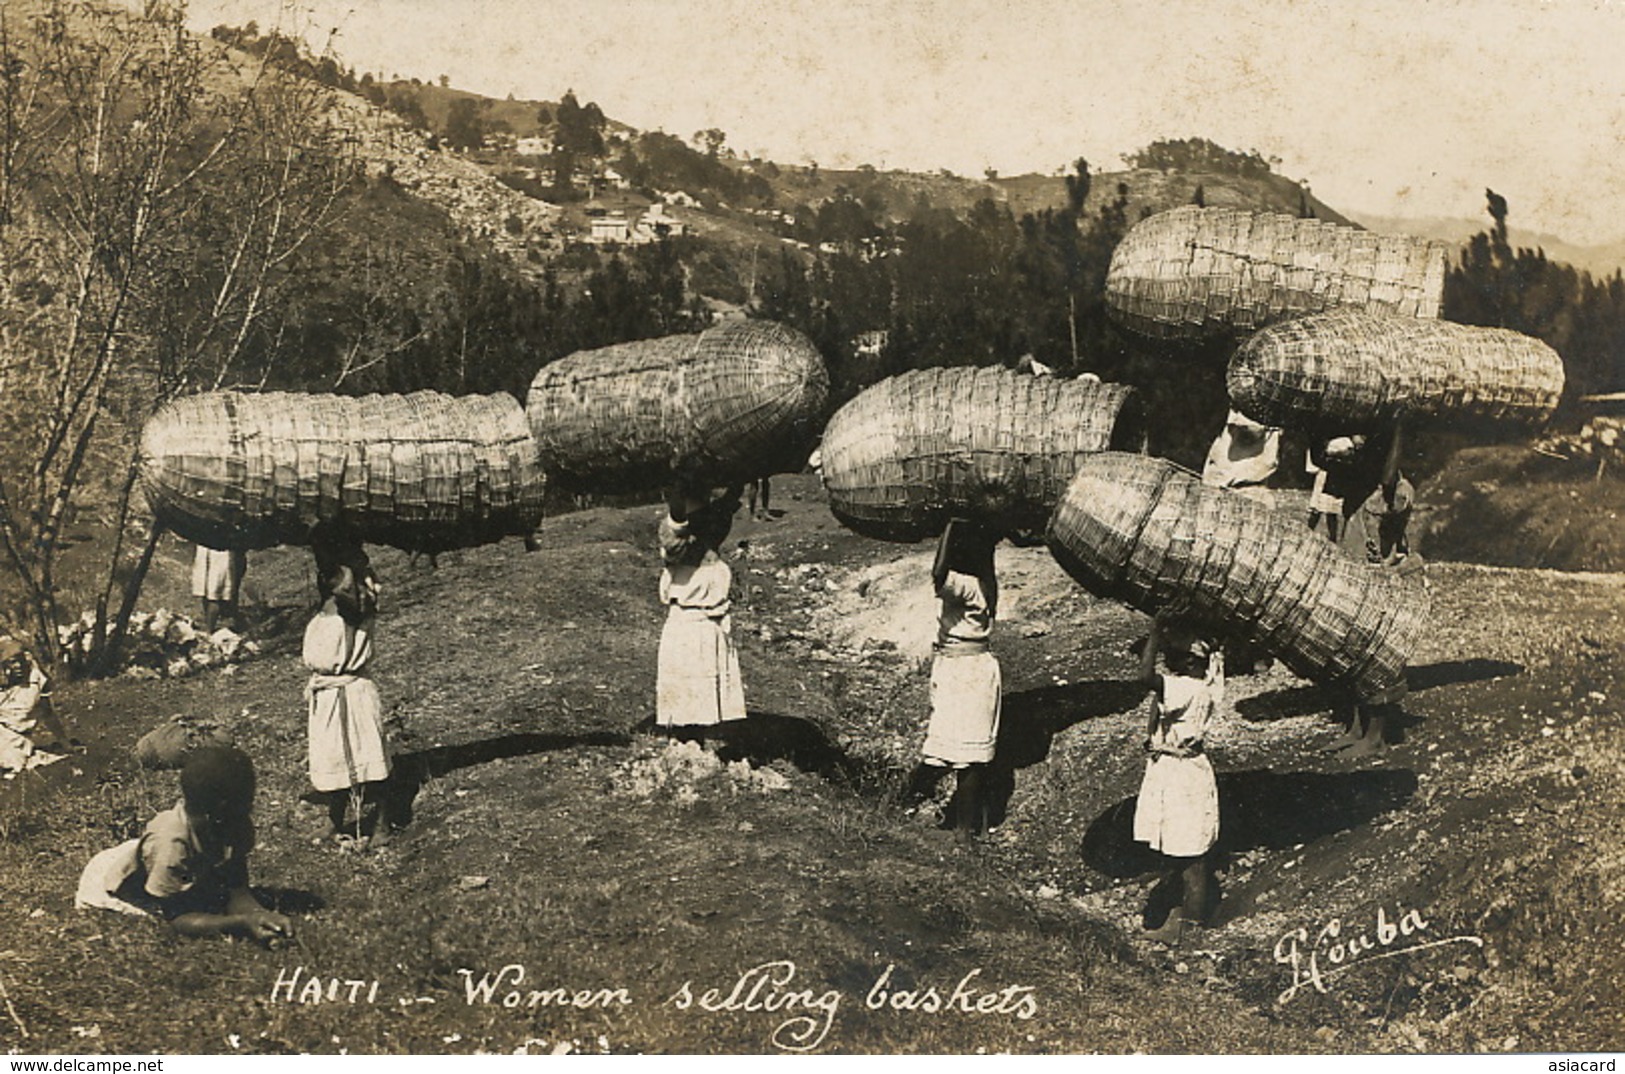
[634,202,686,242]
[589,214,631,243]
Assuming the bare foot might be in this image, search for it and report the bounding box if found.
[1323,725,1361,752]
[1339,734,1386,759]
[1144,909,1186,945]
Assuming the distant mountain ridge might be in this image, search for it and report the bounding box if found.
[1353,213,1625,279]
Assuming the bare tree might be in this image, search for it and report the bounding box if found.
[0,0,353,672]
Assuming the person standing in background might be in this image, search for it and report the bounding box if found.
[0,638,64,774]
[192,544,247,633]
[1203,410,1282,672]
[747,476,773,522]
[1202,409,1281,506]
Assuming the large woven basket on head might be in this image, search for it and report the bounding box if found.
[525,319,828,492]
[1228,309,1566,434]
[819,367,1148,543]
[1047,453,1426,703]
[141,391,547,552]
[1106,207,1450,340]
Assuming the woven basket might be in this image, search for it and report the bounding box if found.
[1228,309,1565,434]
[140,391,547,552]
[525,319,828,492]
[1107,207,1450,340]
[1047,453,1426,702]
[820,367,1148,542]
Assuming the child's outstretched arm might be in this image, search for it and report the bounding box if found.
[168,886,291,944]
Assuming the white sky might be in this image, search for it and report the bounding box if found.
[182,0,1625,244]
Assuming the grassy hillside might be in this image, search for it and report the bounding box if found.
[2,475,1622,1054]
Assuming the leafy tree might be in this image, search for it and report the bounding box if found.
[1125,137,1275,178]
[813,194,878,250]
[1065,157,1091,215]
[548,90,605,197]
[615,131,772,208]
[694,128,726,158]
[445,97,486,150]
[386,85,429,129]
[1446,189,1625,404]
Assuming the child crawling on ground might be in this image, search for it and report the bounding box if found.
[76,744,291,943]
[1134,618,1224,945]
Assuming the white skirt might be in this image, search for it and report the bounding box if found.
[657,608,746,727]
[1134,753,1219,857]
[922,649,1001,766]
[308,676,391,791]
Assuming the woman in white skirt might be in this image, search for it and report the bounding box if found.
[656,486,746,745]
[304,563,397,844]
[903,518,1001,841]
[1135,619,1224,943]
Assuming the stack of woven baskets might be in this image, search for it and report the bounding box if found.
[1048,453,1424,703]
[140,391,547,553]
[1107,206,1566,434]
[140,318,830,554]
[526,319,829,492]
[1228,308,1565,434]
[1106,206,1451,340]
[818,366,1147,541]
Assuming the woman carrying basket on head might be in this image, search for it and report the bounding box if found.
[304,562,400,846]
[901,518,1002,843]
[1134,618,1224,945]
[655,484,748,747]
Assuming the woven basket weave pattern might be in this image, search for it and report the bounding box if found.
[1106,207,1449,339]
[140,391,546,552]
[1047,453,1426,701]
[525,319,828,491]
[1228,309,1566,432]
[820,367,1146,542]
